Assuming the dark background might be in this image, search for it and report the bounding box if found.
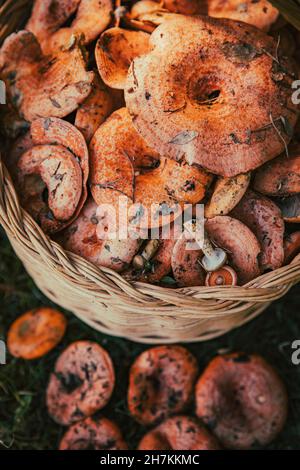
[0,228,299,450]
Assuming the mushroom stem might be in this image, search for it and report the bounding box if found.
[132,239,160,270]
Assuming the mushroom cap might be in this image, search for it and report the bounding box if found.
[195,353,288,449]
[0,31,94,122]
[128,345,198,426]
[253,148,300,197]
[46,341,115,426]
[138,416,221,450]
[59,417,128,450]
[96,27,150,90]
[75,74,115,143]
[284,231,300,265]
[231,190,285,271]
[171,233,206,287]
[125,15,298,177]
[59,199,140,272]
[131,1,165,19]
[7,308,67,360]
[205,266,238,286]
[206,0,279,32]
[205,216,261,284]
[202,247,228,272]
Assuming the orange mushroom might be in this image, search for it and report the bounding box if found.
[171,232,206,287]
[7,308,67,360]
[14,118,88,233]
[205,216,261,284]
[195,353,288,449]
[162,0,204,15]
[231,190,285,271]
[47,341,115,426]
[205,266,238,287]
[59,199,140,272]
[96,27,150,90]
[125,15,298,177]
[253,149,300,197]
[138,416,221,450]
[59,417,128,450]
[27,0,113,54]
[128,346,198,426]
[284,231,300,264]
[0,31,94,122]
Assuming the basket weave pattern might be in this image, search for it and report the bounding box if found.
[0,0,300,343]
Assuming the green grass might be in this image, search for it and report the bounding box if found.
[0,227,300,450]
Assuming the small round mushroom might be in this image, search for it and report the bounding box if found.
[205,216,261,284]
[0,31,94,122]
[205,266,238,287]
[195,353,288,449]
[59,417,128,450]
[284,231,300,264]
[125,15,298,177]
[47,341,115,426]
[138,416,221,450]
[231,190,285,271]
[128,346,198,426]
[96,27,150,90]
[253,149,300,197]
[58,199,140,273]
[7,308,67,360]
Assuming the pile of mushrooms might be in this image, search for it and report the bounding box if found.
[1,0,300,287]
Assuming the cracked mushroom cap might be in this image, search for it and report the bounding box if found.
[205,216,261,284]
[59,198,140,273]
[96,27,150,90]
[14,117,89,233]
[59,417,128,450]
[128,346,198,426]
[90,107,211,229]
[231,190,285,271]
[195,353,288,449]
[125,15,298,177]
[138,416,221,450]
[47,341,115,426]
[0,30,94,122]
[27,0,113,54]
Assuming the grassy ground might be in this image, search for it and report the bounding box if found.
[0,228,300,451]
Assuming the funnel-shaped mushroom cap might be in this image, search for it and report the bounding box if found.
[126,15,298,177]
[205,0,279,32]
[0,31,94,121]
[231,190,284,271]
[96,27,150,89]
[27,0,113,54]
[205,216,261,284]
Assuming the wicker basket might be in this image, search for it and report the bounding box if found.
[1,0,300,344]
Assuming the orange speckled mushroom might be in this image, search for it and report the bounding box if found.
[205,0,279,32]
[75,75,115,143]
[231,190,285,271]
[125,15,298,177]
[131,1,166,18]
[90,107,211,229]
[59,199,140,272]
[205,216,261,284]
[7,308,67,360]
[128,346,198,426]
[163,0,204,15]
[205,266,238,287]
[13,118,89,234]
[171,233,206,287]
[253,149,300,197]
[138,416,221,450]
[96,27,150,90]
[0,31,94,122]
[284,232,300,264]
[59,417,128,450]
[195,353,288,449]
[47,341,115,426]
[27,0,113,54]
